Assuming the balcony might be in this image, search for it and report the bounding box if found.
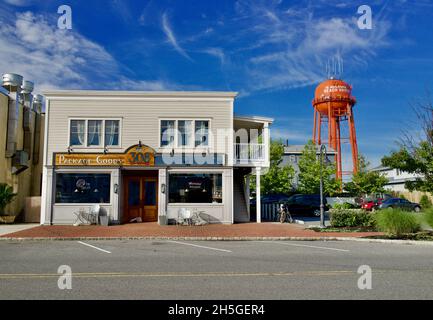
[234,143,265,165]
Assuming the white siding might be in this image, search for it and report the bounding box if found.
[45,97,234,165]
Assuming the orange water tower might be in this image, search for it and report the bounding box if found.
[312,78,359,180]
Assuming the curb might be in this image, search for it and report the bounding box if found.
[1,236,433,245]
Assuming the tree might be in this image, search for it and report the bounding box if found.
[251,140,295,195]
[344,155,388,197]
[381,95,433,195]
[297,140,341,196]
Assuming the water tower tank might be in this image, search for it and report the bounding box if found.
[312,78,356,117]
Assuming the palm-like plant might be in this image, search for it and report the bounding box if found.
[0,184,17,215]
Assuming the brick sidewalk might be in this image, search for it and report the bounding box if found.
[0,222,381,239]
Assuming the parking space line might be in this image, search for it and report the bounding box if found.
[77,241,111,254]
[257,241,350,252]
[166,240,232,253]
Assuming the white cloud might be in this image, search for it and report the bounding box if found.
[0,10,181,93]
[202,47,225,65]
[228,1,391,92]
[3,0,32,7]
[162,12,193,61]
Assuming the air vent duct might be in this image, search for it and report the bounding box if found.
[12,150,29,175]
[2,73,23,158]
[2,73,23,92]
[32,94,43,113]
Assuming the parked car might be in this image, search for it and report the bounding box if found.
[378,198,422,212]
[281,194,329,217]
[361,199,379,211]
[250,194,291,206]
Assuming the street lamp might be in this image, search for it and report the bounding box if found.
[319,144,330,228]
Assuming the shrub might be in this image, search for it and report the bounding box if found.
[420,195,432,209]
[0,184,16,215]
[330,209,375,228]
[424,208,433,229]
[332,202,356,210]
[375,209,420,236]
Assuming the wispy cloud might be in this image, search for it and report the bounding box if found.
[0,10,184,92]
[228,0,391,92]
[162,12,193,61]
[3,0,33,7]
[202,47,225,65]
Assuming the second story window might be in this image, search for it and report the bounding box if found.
[178,120,193,147]
[105,120,120,146]
[160,119,210,148]
[70,120,85,146]
[87,120,102,146]
[161,120,175,147]
[195,120,209,147]
[69,119,121,148]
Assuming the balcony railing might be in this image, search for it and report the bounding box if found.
[234,143,265,164]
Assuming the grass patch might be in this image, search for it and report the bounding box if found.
[366,231,433,241]
[309,226,376,233]
[424,208,433,229]
[375,209,421,237]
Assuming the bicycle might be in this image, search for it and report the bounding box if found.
[276,203,293,223]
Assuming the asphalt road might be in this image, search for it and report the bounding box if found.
[1,239,433,300]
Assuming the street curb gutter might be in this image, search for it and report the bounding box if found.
[1,236,433,245]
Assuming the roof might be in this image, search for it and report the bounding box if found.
[234,114,274,124]
[42,90,238,99]
[370,165,391,172]
[284,145,337,154]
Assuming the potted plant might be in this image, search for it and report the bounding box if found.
[0,183,17,224]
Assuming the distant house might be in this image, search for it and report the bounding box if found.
[370,166,423,193]
[281,144,337,190]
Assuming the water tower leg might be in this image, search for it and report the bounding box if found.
[327,103,332,147]
[318,114,322,145]
[313,109,317,144]
[336,118,342,181]
[348,105,359,174]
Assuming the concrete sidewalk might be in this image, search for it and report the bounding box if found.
[0,224,39,236]
[0,222,381,240]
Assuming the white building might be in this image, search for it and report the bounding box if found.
[40,90,272,225]
[370,165,423,193]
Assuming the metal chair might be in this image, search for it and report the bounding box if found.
[177,208,192,226]
[72,205,100,226]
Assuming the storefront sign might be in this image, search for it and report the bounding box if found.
[55,144,155,167]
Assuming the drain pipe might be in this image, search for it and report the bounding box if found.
[21,80,34,158]
[32,94,43,165]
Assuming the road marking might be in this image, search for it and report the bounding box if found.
[258,241,350,252]
[166,240,232,253]
[77,241,111,254]
[0,270,355,279]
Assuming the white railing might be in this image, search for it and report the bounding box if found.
[234,143,265,163]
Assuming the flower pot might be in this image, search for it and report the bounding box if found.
[0,215,17,224]
[99,215,109,226]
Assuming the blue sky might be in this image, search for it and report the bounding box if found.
[1,0,433,170]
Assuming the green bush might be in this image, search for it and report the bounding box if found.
[420,195,432,209]
[0,183,16,215]
[332,202,357,210]
[375,209,420,236]
[424,208,433,228]
[330,209,375,228]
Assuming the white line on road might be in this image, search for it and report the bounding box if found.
[167,240,232,253]
[258,241,350,252]
[77,241,111,254]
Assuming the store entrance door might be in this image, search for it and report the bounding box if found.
[123,172,158,223]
